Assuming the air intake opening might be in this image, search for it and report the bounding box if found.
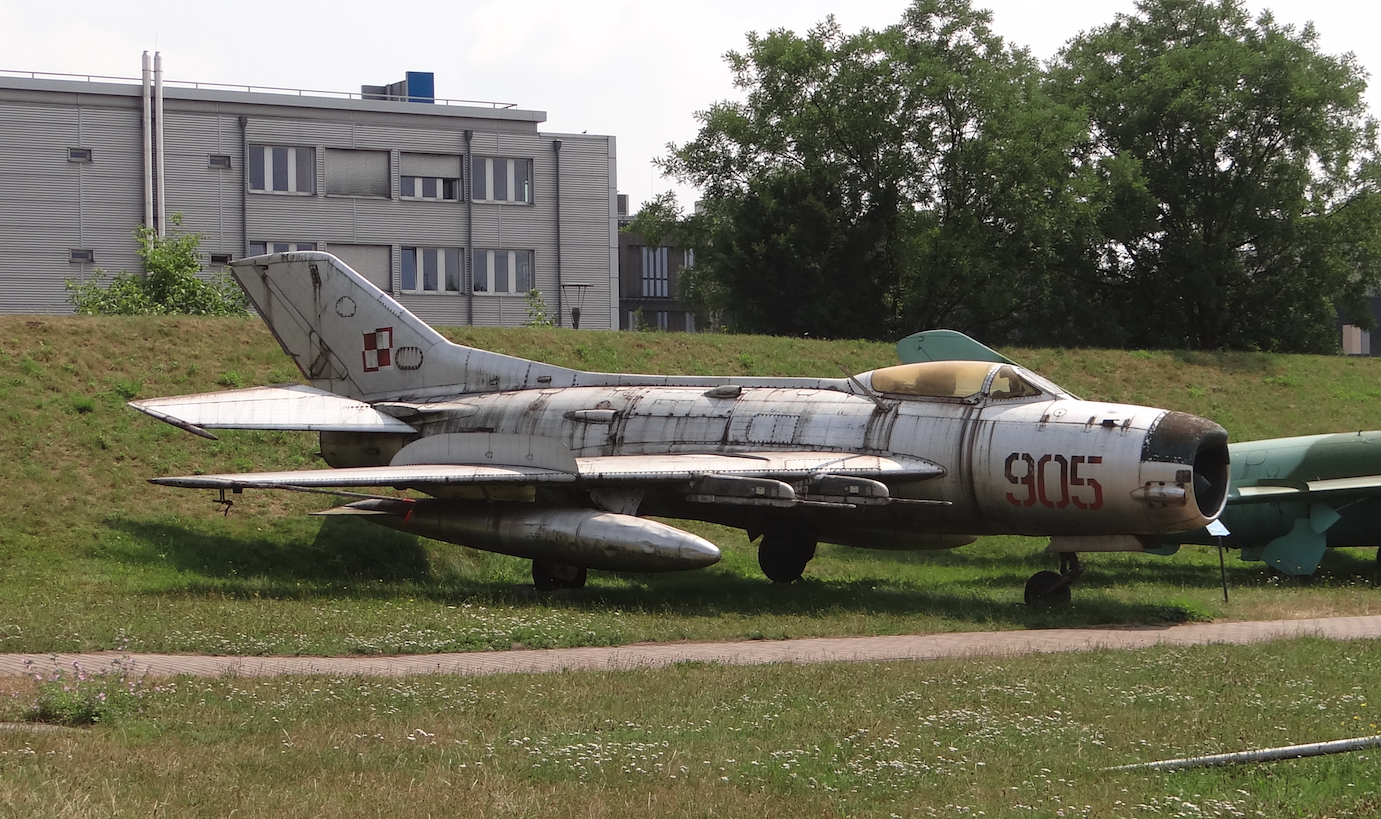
[1192,436,1230,518]
[1142,411,1231,519]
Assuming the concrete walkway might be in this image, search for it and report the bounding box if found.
[3,615,1381,680]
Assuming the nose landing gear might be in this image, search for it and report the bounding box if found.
[1025,552,1082,607]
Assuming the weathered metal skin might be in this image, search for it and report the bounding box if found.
[328,499,721,572]
[134,252,1233,580]
[1163,431,1381,575]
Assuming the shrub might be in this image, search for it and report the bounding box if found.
[66,215,250,317]
[525,289,554,327]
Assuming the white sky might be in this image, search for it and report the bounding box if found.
[2,0,1376,212]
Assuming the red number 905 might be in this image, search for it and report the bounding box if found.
[1004,453,1103,510]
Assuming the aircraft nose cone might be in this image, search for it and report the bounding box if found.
[1142,411,1230,518]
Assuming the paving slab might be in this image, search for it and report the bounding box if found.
[3,615,1380,680]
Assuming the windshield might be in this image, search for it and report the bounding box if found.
[987,365,1043,400]
[870,361,996,399]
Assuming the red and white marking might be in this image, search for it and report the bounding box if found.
[362,327,393,372]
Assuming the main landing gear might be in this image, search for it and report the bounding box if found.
[758,533,817,584]
[1025,552,1082,607]
[532,560,588,592]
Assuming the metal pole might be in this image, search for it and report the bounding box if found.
[141,52,153,230]
[1106,735,1381,772]
[553,140,563,326]
[153,52,166,237]
[1218,538,1229,604]
[239,116,249,257]
[464,129,474,326]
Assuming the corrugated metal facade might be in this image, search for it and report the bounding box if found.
[0,76,618,326]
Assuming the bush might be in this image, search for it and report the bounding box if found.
[24,658,148,726]
[66,215,250,317]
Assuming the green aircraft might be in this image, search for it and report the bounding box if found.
[897,331,1381,578]
[1160,431,1381,575]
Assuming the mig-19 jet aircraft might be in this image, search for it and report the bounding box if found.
[132,253,1231,605]
[893,333,1381,581]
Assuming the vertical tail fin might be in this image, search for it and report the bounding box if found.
[229,252,578,401]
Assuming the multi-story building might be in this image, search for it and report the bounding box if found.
[616,195,699,332]
[0,65,618,328]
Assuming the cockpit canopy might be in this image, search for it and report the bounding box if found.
[868,361,1047,401]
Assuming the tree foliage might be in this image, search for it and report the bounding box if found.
[652,0,1381,351]
[1048,0,1381,352]
[658,0,1101,340]
[66,216,250,317]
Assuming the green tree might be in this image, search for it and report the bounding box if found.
[657,0,1100,341]
[1049,0,1381,352]
[66,216,250,316]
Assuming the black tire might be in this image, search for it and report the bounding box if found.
[532,560,588,591]
[758,534,817,584]
[1024,570,1072,607]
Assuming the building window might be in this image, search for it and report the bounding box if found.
[69,249,95,263]
[248,145,315,194]
[1343,324,1372,356]
[641,247,669,297]
[401,176,459,200]
[401,247,463,294]
[325,149,389,197]
[471,157,532,203]
[208,154,232,169]
[472,249,533,293]
[208,253,233,265]
[67,148,93,163]
[250,242,316,256]
[401,153,462,200]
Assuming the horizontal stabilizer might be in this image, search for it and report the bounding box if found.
[895,330,1016,365]
[130,384,417,435]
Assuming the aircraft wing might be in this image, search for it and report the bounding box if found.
[129,384,418,439]
[574,452,944,482]
[150,450,944,492]
[1229,474,1381,503]
[151,463,575,490]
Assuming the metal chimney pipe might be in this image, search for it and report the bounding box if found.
[154,51,166,237]
[141,52,153,230]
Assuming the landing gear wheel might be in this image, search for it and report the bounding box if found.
[758,534,817,584]
[1024,570,1072,607]
[1025,552,1081,607]
[532,560,588,591]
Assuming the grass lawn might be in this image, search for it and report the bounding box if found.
[2,638,1378,817]
[1,316,1381,657]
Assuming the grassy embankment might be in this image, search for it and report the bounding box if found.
[2,316,1381,656]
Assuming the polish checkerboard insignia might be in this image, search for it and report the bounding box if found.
[362,327,393,372]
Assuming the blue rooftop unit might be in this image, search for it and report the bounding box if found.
[361,71,434,103]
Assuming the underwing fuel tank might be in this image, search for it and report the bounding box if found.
[323,499,722,572]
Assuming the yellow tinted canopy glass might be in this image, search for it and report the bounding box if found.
[870,361,997,399]
[987,365,1043,400]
